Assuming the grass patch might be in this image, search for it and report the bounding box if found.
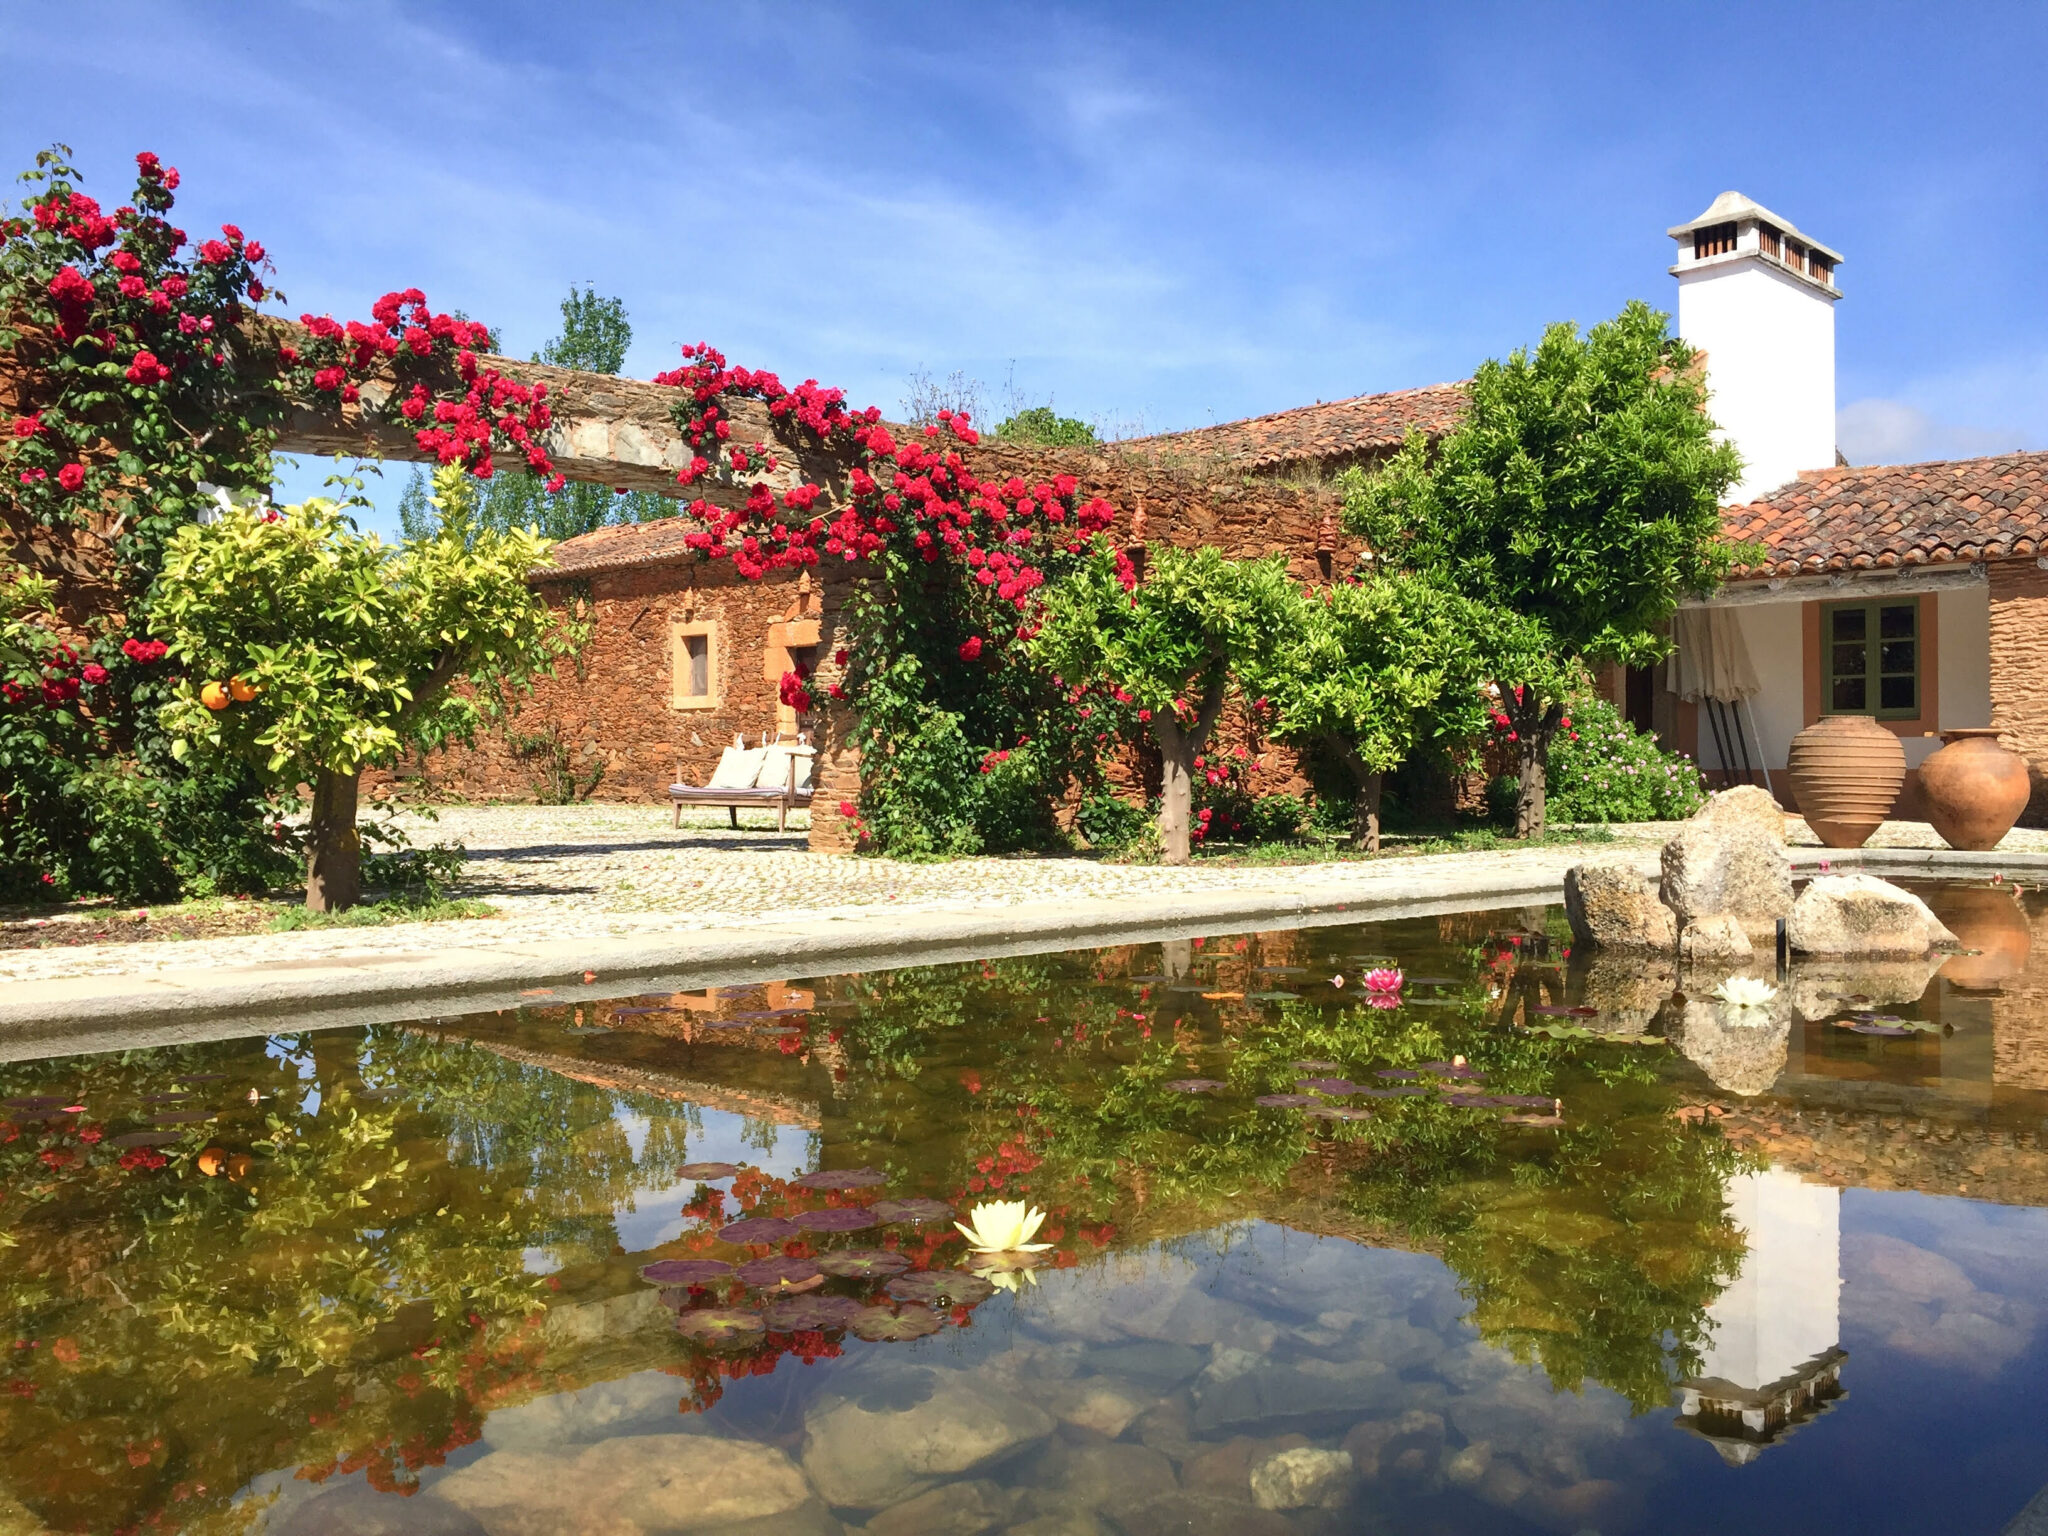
[268,898,498,931]
[1191,822,1622,866]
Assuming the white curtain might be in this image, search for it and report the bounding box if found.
[1668,606,1762,704]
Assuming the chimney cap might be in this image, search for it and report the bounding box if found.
[1667,190,1844,263]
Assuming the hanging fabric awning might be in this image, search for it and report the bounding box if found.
[1667,606,1762,704]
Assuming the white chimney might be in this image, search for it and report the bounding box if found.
[1669,192,1843,503]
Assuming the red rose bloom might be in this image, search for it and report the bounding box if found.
[56,463,85,492]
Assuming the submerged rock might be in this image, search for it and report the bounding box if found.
[1571,954,1678,1036]
[1249,1446,1354,1510]
[1117,1493,1295,1536]
[1343,1408,1447,1484]
[863,1478,1013,1536]
[802,1367,1053,1510]
[1191,1356,1404,1433]
[480,1371,698,1452]
[1669,999,1791,1097]
[1784,954,1947,1022]
[1789,875,1960,957]
[272,1485,487,1536]
[1563,862,1676,952]
[1678,912,1754,964]
[432,1433,812,1536]
[1015,1441,1177,1521]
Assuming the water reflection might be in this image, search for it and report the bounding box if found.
[0,892,2045,1532]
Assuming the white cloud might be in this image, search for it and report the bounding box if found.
[1838,353,2048,465]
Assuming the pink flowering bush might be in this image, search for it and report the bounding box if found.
[1534,694,1706,822]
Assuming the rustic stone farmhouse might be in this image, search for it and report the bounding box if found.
[381,192,2048,845]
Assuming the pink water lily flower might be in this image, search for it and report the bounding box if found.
[1363,968,1404,993]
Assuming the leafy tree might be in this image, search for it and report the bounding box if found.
[152,471,566,910]
[1342,300,1742,835]
[1263,573,1495,851]
[1033,543,1293,865]
[994,405,1099,449]
[398,285,672,542]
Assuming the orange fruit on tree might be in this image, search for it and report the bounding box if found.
[228,677,257,702]
[197,1148,225,1177]
[200,681,230,711]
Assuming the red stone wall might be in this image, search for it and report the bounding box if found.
[1990,560,2048,827]
[368,561,855,810]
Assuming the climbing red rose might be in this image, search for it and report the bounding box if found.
[56,463,85,492]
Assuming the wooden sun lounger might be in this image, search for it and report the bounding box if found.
[670,737,814,831]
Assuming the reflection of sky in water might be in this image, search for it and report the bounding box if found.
[606,1101,814,1253]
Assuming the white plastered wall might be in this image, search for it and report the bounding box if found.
[1937,579,1992,737]
[1694,601,1803,773]
[1677,260,1837,503]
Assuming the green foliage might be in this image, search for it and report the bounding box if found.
[1543,694,1708,822]
[1076,788,1154,853]
[399,285,673,543]
[268,896,494,930]
[1242,792,1308,842]
[1342,300,1742,670]
[153,486,565,784]
[1035,543,1294,718]
[1266,572,1494,776]
[507,722,607,804]
[994,405,1099,448]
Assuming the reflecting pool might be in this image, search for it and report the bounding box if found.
[4,883,2047,1534]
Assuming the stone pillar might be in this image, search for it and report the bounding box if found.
[805,575,861,854]
[1988,560,2048,827]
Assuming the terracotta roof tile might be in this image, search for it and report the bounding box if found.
[1723,451,2048,576]
[1119,382,1469,473]
[535,517,705,577]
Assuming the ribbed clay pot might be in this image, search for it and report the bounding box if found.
[1917,728,2031,851]
[1785,714,1905,848]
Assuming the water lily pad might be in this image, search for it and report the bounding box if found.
[674,1307,765,1343]
[806,1294,872,1325]
[1503,1112,1566,1127]
[1403,976,1460,985]
[1126,973,1169,983]
[886,1271,995,1307]
[817,1248,912,1278]
[737,1256,824,1289]
[1253,966,1308,976]
[1444,1092,1520,1108]
[109,1130,181,1148]
[638,1258,734,1287]
[1415,1061,1479,1076]
[1296,1078,1359,1096]
[966,1249,1047,1272]
[763,1296,832,1331]
[1498,1094,1561,1109]
[1247,991,1301,1001]
[851,1305,943,1341]
[676,1161,740,1180]
[798,1207,878,1233]
[1354,1086,1428,1099]
[1164,1078,1225,1093]
[2,1096,64,1111]
[791,1167,886,1190]
[150,1110,214,1125]
[1305,1105,1374,1122]
[1254,1094,1321,1109]
[1292,1060,1342,1072]
[1841,1021,1919,1037]
[718,1216,800,1244]
[1404,998,1465,1008]
[871,1198,954,1224]
[1529,1005,1586,1017]
[142,1092,196,1104]
[1375,1069,1422,1080]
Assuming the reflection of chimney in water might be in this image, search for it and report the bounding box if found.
[1676,1167,1846,1463]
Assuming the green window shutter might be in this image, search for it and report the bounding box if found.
[1823,598,1918,718]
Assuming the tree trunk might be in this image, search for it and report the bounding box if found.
[1505,693,1565,839]
[1154,710,1195,866]
[1150,679,1228,867]
[305,768,362,912]
[1331,739,1383,852]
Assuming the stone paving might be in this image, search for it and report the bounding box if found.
[3,803,2042,989]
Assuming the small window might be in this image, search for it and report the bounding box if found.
[670,620,720,710]
[1824,599,1918,718]
[1694,222,1738,259]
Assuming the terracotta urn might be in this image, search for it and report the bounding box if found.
[1917,728,2032,851]
[1785,714,1905,849]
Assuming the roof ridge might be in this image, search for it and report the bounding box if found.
[1121,380,1470,447]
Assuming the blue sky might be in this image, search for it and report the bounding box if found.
[5,1,2045,537]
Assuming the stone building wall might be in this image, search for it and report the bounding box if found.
[1989,559,2048,826]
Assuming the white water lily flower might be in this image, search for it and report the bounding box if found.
[983,1265,1040,1293]
[1712,976,1779,1010]
[954,1199,1052,1254]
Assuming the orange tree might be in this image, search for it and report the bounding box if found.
[1342,301,1741,835]
[151,476,563,910]
[0,146,564,901]
[1030,542,1293,864]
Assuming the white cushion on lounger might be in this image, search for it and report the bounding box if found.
[706,746,767,789]
[758,745,815,793]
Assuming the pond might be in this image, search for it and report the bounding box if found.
[3,881,2046,1534]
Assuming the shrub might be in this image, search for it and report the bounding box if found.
[1077,790,1152,854]
[1542,696,1707,822]
[1244,793,1308,842]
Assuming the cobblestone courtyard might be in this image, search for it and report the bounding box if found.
[4,803,2043,988]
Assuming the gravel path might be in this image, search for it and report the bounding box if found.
[4,803,2041,989]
